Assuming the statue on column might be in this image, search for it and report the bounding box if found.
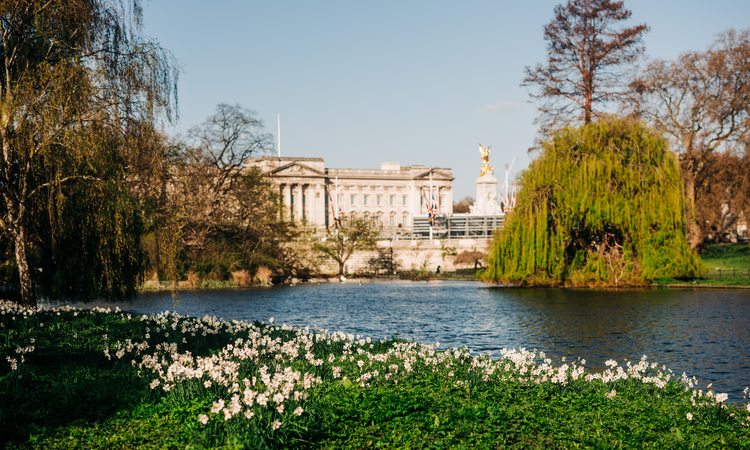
[470,143,503,215]
[479,144,494,178]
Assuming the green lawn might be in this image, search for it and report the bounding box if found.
[656,243,750,287]
[654,276,750,287]
[701,242,750,270]
[2,301,750,449]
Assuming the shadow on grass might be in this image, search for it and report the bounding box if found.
[0,329,151,445]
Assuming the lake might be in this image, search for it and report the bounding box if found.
[48,280,750,402]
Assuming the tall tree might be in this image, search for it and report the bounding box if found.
[175,104,273,252]
[625,29,750,250]
[0,1,178,307]
[523,0,649,130]
[150,104,301,282]
[694,151,750,243]
[485,118,703,287]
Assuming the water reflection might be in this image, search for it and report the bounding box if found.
[47,281,750,401]
[490,288,750,397]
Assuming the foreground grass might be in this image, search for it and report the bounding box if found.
[1,302,749,449]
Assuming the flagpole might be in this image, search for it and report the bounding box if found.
[335,176,340,235]
[277,114,280,157]
[429,168,433,241]
[504,164,509,211]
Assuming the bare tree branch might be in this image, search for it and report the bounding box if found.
[624,28,750,250]
[523,0,649,132]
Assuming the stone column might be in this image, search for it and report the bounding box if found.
[276,183,284,220]
[297,183,303,223]
[290,183,298,222]
[323,182,329,229]
[286,183,293,221]
[411,183,418,225]
[297,184,305,222]
[310,184,316,230]
[289,183,294,222]
[314,184,323,229]
[302,184,308,222]
[280,183,288,221]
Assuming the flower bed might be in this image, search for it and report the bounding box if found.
[1,300,749,449]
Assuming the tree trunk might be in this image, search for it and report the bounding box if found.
[682,169,704,252]
[2,115,36,307]
[338,246,349,275]
[12,223,36,308]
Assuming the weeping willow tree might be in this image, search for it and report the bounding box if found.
[0,1,178,307]
[485,118,704,286]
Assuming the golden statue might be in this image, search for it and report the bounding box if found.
[479,144,493,177]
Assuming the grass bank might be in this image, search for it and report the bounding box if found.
[656,243,750,288]
[1,301,749,449]
[398,270,481,282]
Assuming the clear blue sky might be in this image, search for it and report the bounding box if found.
[142,0,750,200]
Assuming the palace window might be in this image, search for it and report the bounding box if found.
[351,194,356,205]
[390,215,395,227]
[402,195,407,206]
[377,195,382,206]
[364,195,369,206]
[390,195,395,206]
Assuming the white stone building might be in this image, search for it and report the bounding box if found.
[246,157,453,232]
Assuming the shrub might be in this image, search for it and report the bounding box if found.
[187,271,200,288]
[231,269,253,287]
[255,266,272,285]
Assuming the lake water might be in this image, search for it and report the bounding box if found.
[50,280,750,402]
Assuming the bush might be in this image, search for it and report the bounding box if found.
[255,266,272,285]
[187,271,200,288]
[231,269,253,287]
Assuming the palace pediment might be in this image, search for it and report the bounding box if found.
[414,169,454,181]
[267,162,327,178]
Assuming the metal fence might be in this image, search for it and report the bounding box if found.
[703,268,750,279]
[291,213,506,241]
[409,214,505,239]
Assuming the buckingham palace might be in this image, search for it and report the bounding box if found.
[246,156,454,232]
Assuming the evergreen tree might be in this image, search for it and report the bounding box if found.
[485,118,703,286]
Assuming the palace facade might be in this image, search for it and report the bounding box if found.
[246,156,454,232]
